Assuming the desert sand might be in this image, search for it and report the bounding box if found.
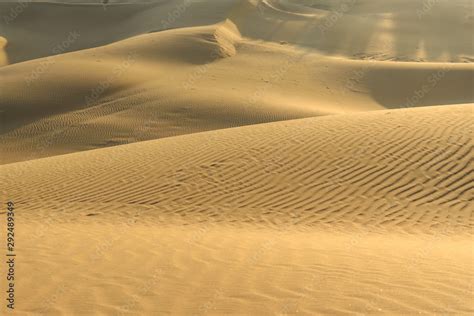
[0,0,473,315]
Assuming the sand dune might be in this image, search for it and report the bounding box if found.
[0,0,473,315]
[0,18,472,163]
[1,0,473,65]
[1,104,473,314]
[3,104,473,229]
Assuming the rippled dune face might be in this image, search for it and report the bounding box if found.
[0,0,472,315]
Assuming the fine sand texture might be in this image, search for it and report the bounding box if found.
[1,104,473,314]
[0,0,473,315]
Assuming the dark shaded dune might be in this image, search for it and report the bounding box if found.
[365,63,474,108]
[0,1,157,64]
[0,0,237,65]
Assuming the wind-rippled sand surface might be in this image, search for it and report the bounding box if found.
[0,0,473,314]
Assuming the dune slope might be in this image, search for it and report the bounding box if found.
[1,104,472,314]
[1,19,472,164]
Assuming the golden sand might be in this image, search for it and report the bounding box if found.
[0,0,472,314]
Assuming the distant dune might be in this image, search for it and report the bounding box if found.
[1,0,473,64]
[0,0,472,315]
